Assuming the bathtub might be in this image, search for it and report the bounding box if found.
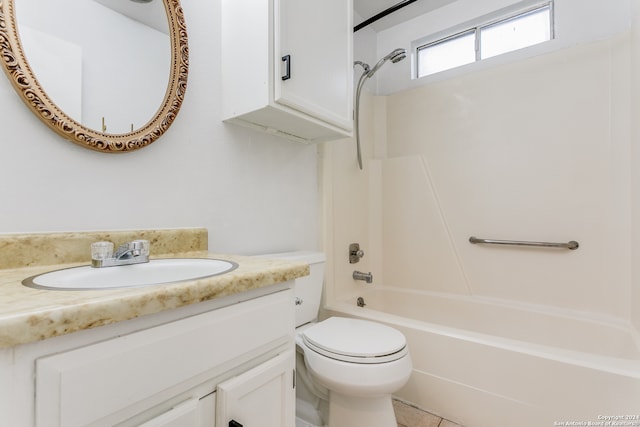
[323,287,640,427]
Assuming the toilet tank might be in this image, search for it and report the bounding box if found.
[257,251,326,328]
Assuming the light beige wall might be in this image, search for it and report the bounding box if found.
[320,101,374,303]
[321,25,380,306]
[325,34,636,322]
[382,36,632,319]
[631,1,640,335]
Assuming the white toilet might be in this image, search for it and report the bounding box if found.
[264,251,412,427]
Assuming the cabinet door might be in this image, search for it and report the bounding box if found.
[138,395,214,427]
[216,351,295,427]
[275,0,353,131]
[197,393,216,427]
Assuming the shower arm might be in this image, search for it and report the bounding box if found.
[354,61,370,73]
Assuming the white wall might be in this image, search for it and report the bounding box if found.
[0,0,319,255]
[353,13,377,73]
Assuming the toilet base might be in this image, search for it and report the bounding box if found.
[296,398,325,427]
[296,416,323,427]
[328,392,397,427]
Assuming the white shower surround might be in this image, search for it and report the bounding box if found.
[324,3,640,424]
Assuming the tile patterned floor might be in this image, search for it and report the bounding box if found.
[393,400,465,427]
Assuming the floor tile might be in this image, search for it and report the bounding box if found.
[393,400,442,427]
[440,420,465,427]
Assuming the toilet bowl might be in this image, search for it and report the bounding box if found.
[260,251,412,427]
[299,317,412,427]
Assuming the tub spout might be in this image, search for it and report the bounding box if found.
[353,270,373,284]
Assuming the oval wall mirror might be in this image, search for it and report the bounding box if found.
[0,0,188,152]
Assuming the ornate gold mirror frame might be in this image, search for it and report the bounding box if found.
[0,0,188,152]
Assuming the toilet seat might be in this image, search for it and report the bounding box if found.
[302,317,408,364]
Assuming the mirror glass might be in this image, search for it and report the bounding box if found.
[16,0,170,134]
[0,0,188,152]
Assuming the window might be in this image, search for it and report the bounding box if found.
[417,30,476,77]
[416,2,553,78]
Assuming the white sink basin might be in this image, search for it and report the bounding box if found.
[23,258,238,290]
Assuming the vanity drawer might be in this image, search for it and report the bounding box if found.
[35,289,294,427]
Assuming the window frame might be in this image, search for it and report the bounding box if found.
[414,1,554,79]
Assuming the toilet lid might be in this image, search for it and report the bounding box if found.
[302,317,407,364]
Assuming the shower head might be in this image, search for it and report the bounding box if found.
[366,48,407,77]
[389,48,407,63]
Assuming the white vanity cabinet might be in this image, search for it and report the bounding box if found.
[221,0,353,143]
[1,286,295,427]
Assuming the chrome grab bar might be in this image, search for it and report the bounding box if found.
[469,236,579,250]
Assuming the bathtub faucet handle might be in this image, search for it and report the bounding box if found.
[349,243,365,264]
[353,270,373,284]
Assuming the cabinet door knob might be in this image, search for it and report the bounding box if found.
[282,54,291,81]
[229,420,243,427]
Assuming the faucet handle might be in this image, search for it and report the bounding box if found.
[349,243,365,264]
[91,241,114,261]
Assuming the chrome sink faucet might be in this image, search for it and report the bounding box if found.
[91,240,150,268]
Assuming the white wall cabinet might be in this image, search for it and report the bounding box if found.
[0,286,295,427]
[222,0,353,143]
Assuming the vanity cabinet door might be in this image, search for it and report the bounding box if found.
[138,394,214,427]
[216,351,295,427]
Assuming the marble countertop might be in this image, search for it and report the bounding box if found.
[0,252,308,349]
